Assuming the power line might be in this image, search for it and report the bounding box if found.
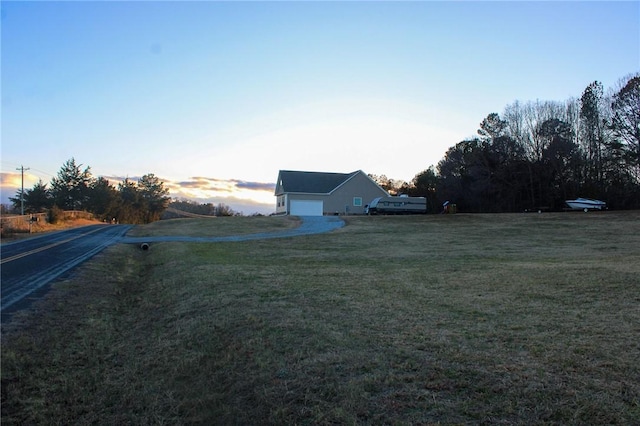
[16,165,30,215]
[2,162,54,178]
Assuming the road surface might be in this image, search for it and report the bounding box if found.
[1,224,132,315]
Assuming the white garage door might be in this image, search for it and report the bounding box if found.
[290,200,323,216]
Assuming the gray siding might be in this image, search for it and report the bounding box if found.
[324,172,388,215]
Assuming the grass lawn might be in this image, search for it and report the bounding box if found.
[2,212,639,424]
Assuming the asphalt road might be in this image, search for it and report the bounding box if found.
[1,224,133,316]
[1,216,344,319]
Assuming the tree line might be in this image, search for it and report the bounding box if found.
[9,158,171,224]
[10,73,638,218]
[375,73,639,213]
[162,200,239,218]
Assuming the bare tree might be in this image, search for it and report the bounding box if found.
[610,73,640,182]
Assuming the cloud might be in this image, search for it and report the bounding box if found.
[0,172,42,205]
[168,176,274,194]
[234,180,276,192]
[166,176,276,215]
[176,179,208,189]
[189,176,228,182]
[182,177,274,191]
[168,177,233,194]
[0,172,22,188]
[0,173,20,205]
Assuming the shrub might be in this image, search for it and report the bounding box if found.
[49,205,63,224]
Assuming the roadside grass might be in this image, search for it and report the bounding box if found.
[0,218,101,242]
[2,212,639,424]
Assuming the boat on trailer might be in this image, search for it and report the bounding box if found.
[565,198,606,211]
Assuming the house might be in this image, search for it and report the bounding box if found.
[274,170,389,216]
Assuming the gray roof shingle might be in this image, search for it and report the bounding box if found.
[276,170,359,194]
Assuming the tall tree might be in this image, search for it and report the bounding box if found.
[503,100,574,208]
[411,167,439,212]
[486,135,528,211]
[437,139,487,212]
[115,178,144,224]
[539,119,580,207]
[50,158,94,210]
[473,114,528,211]
[9,180,52,213]
[580,81,605,186]
[478,112,507,142]
[87,177,118,220]
[422,72,640,212]
[138,173,170,223]
[610,73,640,183]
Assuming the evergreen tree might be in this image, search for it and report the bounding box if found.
[138,174,170,223]
[50,158,94,210]
[10,180,53,213]
[87,177,118,220]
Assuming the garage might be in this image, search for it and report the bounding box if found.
[290,200,323,216]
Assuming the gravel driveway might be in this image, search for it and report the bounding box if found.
[120,216,345,244]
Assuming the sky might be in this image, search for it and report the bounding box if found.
[1,1,638,215]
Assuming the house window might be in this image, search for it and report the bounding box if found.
[353,197,362,207]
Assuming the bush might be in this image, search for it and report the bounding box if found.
[49,205,63,224]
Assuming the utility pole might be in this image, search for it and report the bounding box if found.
[16,165,30,215]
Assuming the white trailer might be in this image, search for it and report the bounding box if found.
[366,195,427,215]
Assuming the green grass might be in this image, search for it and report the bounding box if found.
[2,212,639,424]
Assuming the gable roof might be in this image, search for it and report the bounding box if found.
[275,170,361,195]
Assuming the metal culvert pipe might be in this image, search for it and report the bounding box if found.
[140,243,150,251]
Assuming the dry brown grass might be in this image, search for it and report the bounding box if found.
[1,218,101,242]
[2,212,639,424]
[126,215,300,238]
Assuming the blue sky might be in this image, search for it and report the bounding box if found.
[2,1,638,214]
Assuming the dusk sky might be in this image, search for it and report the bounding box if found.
[1,1,638,215]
